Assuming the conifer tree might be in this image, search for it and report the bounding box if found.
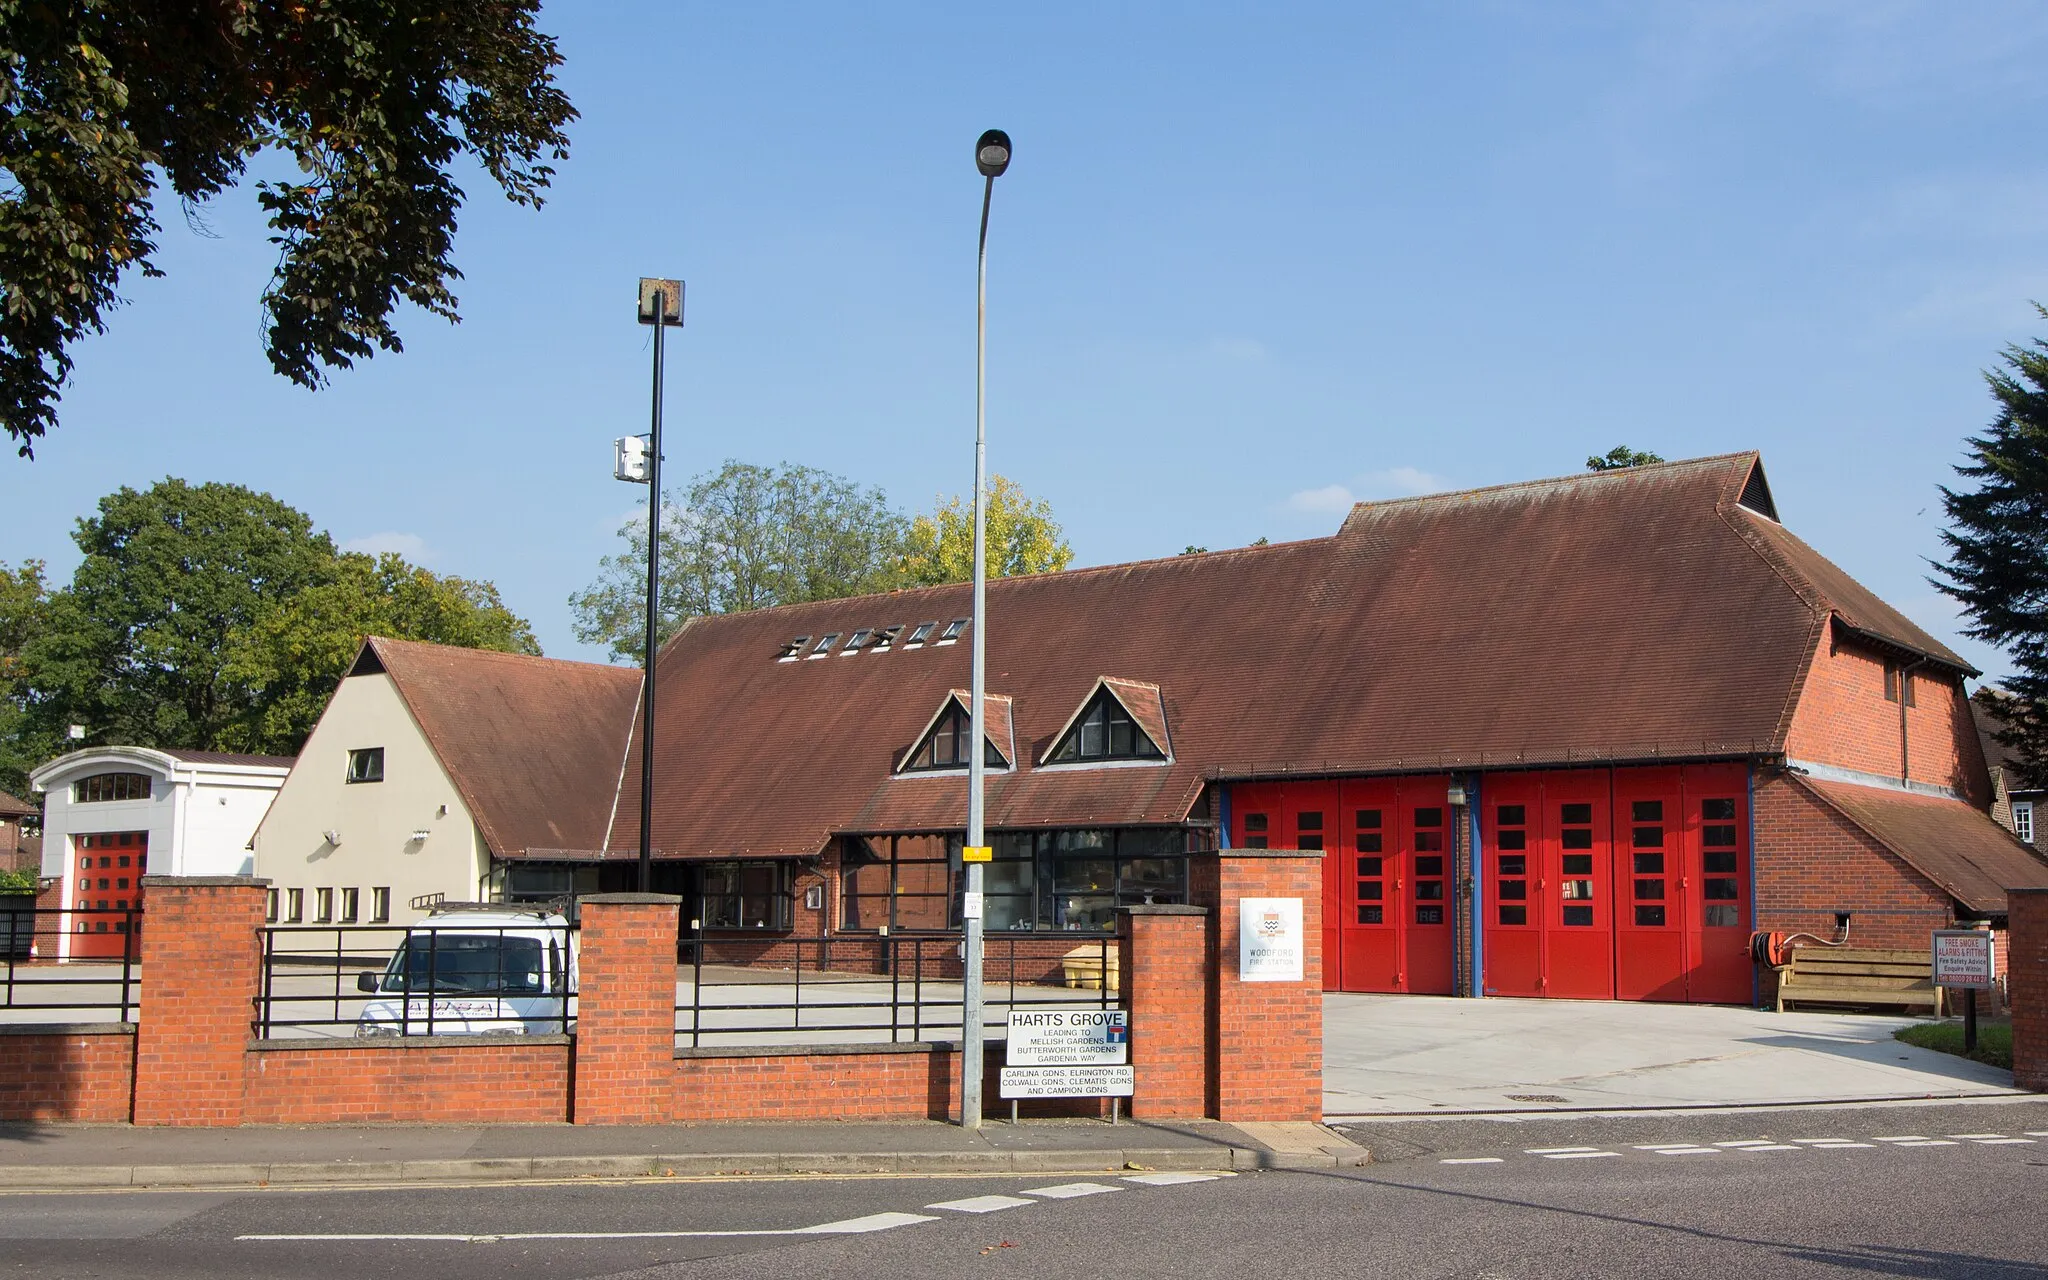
[1937,308,2048,779]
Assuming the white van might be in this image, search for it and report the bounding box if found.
[354,905,577,1037]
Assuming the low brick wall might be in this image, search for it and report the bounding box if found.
[2012,889,2046,1092]
[243,1037,572,1124]
[674,1042,958,1121]
[0,1025,135,1122]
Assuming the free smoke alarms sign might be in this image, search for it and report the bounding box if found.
[1239,897,1304,982]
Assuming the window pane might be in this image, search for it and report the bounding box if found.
[1704,878,1739,901]
[1356,809,1382,829]
[1356,856,1383,877]
[1357,881,1383,900]
[1498,880,1526,900]
[1358,905,1383,924]
[1561,829,1593,850]
[1703,825,1738,847]
[1633,853,1664,874]
[1413,831,1444,852]
[1703,851,1738,873]
[1562,905,1595,926]
[1245,835,1269,848]
[1109,719,1134,756]
[1244,813,1268,832]
[1632,826,1664,848]
[1703,905,1739,927]
[1498,854,1526,876]
[1633,878,1664,900]
[1702,798,1737,821]
[1634,905,1667,927]
[1561,854,1593,875]
[1561,879,1594,900]
[1499,905,1528,925]
[1632,800,1664,822]
[1561,803,1593,824]
[1415,856,1444,876]
[1497,805,1526,826]
[1413,807,1444,828]
[1297,811,1324,831]
[1356,833,1383,853]
[1496,829,1526,850]
[1299,834,1324,850]
[1416,905,1444,924]
[1416,881,1444,901]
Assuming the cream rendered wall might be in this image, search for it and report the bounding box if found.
[253,672,486,927]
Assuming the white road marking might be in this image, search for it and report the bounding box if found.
[1733,1144,1801,1152]
[1713,1140,1776,1148]
[1524,1147,1601,1154]
[1891,1139,1959,1147]
[1634,1144,1712,1151]
[926,1195,1036,1214]
[1542,1151,1621,1160]
[1971,1138,2036,1145]
[1948,1133,2005,1140]
[1439,1158,1505,1165]
[2025,1131,2048,1137]
[236,1211,941,1244]
[1874,1136,1929,1143]
[1649,1148,1720,1156]
[1803,1142,1875,1149]
[1123,1172,1229,1186]
[1022,1182,1123,1198]
[1792,1139,1845,1144]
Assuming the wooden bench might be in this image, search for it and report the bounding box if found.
[1773,946,1941,1014]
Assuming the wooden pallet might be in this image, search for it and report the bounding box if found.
[1774,946,1941,1014]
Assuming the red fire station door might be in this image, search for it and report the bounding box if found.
[1481,770,1615,1000]
[1680,764,1753,1004]
[1613,767,1687,1001]
[72,831,145,959]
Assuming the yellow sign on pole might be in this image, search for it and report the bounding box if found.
[962,845,993,863]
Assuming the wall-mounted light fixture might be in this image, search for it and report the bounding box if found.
[322,829,341,846]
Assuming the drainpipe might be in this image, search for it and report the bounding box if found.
[1467,774,1484,999]
[1896,656,1928,788]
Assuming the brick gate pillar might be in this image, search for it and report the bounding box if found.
[1118,904,1210,1118]
[133,876,268,1126]
[1199,851,1324,1122]
[573,893,681,1124]
[2011,888,2048,1092]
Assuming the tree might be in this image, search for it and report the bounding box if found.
[1586,445,1666,471]
[14,477,540,759]
[893,475,1074,587]
[1937,311,2048,778]
[571,461,909,662]
[0,559,51,794]
[221,552,540,754]
[2,2,575,456]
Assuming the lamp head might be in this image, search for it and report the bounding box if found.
[975,129,1011,178]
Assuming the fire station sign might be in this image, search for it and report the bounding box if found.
[1005,1009,1128,1065]
[1239,897,1305,982]
[1932,929,1996,990]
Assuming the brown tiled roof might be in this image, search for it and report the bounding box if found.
[161,749,297,768]
[1798,775,2048,914]
[600,452,1951,858]
[367,637,643,858]
[1971,690,2038,793]
[0,790,34,818]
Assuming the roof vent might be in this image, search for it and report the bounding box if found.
[1738,461,1780,522]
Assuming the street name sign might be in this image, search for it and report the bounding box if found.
[1932,929,1996,990]
[1005,1009,1128,1065]
[999,1064,1136,1099]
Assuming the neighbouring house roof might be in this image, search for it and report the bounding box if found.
[363,637,644,859]
[1972,689,2041,796]
[160,749,297,768]
[596,451,1954,859]
[1798,775,2048,914]
[0,790,33,819]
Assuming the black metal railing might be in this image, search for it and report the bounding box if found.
[255,922,576,1040]
[674,933,1117,1048]
[0,905,141,1023]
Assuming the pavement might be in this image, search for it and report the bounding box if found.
[1324,993,2024,1115]
[0,1118,1363,1192]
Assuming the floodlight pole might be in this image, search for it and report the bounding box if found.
[636,279,684,893]
[962,130,1009,1130]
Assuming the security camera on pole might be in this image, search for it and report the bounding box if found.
[959,128,1010,1130]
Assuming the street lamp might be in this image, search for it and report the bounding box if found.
[619,277,684,892]
[961,129,1010,1130]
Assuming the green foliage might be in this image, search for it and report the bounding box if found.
[1586,445,1666,471]
[1938,311,2048,778]
[0,559,52,795]
[221,552,539,754]
[572,461,910,663]
[0,1,575,456]
[893,475,1074,588]
[1892,1019,2012,1070]
[7,478,539,770]
[0,866,38,893]
[570,464,1076,663]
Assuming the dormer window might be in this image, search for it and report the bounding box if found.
[903,701,1007,771]
[1046,683,1168,764]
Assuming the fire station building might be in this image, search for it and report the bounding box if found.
[259,452,2048,1004]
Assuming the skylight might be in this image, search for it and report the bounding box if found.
[809,633,841,658]
[841,628,873,655]
[905,622,936,647]
[937,618,969,645]
[776,636,811,662]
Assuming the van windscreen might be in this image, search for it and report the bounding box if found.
[379,934,545,995]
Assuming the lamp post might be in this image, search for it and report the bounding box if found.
[960,128,1010,1130]
[619,278,684,892]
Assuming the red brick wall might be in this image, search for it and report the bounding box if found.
[2012,890,2047,1091]
[133,877,267,1126]
[0,1028,134,1121]
[674,1045,959,1121]
[1121,906,1209,1118]
[1210,852,1323,1123]
[1785,631,1989,804]
[574,894,681,1125]
[244,1039,571,1123]
[1753,775,1952,949]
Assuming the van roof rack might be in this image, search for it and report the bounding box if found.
[412,895,573,918]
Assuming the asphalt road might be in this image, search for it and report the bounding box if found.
[4,1102,2045,1278]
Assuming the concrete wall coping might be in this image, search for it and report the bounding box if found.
[1121,904,1209,917]
[675,1040,960,1060]
[140,875,270,888]
[0,1022,135,1037]
[246,1034,572,1052]
[580,893,684,906]
[1213,849,1325,860]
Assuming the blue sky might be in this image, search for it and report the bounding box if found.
[8,2,2048,678]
